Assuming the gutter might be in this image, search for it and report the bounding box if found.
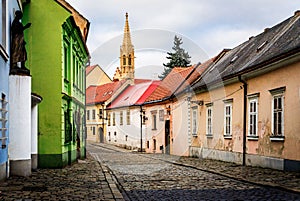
[238,75,247,166]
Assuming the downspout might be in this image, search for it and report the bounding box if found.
[140,105,143,152]
[238,75,247,166]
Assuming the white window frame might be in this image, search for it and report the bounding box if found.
[248,97,258,138]
[206,104,213,137]
[223,100,233,137]
[192,106,198,136]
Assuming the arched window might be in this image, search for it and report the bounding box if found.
[128,54,132,65]
[123,55,126,65]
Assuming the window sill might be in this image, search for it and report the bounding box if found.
[192,134,198,137]
[224,135,232,139]
[247,136,259,141]
[270,136,285,142]
[206,134,213,138]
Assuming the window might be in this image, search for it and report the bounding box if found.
[108,132,111,141]
[273,95,283,136]
[112,112,116,126]
[120,111,123,126]
[151,111,157,130]
[224,100,233,137]
[64,108,72,143]
[99,109,103,119]
[107,112,111,126]
[206,104,213,136]
[92,109,96,120]
[123,55,126,65]
[92,127,95,135]
[153,139,156,150]
[126,110,130,125]
[87,110,90,120]
[63,46,68,79]
[128,54,132,65]
[1,93,8,148]
[159,110,164,121]
[270,87,285,140]
[248,96,258,137]
[192,107,198,136]
[114,132,117,142]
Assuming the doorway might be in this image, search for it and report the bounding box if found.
[165,120,170,154]
[99,127,104,143]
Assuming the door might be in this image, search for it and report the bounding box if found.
[99,127,104,143]
[165,120,170,154]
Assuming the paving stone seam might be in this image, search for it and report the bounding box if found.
[90,152,125,200]
[140,154,300,195]
[90,144,300,196]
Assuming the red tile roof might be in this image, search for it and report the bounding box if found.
[145,59,214,103]
[145,66,194,102]
[107,80,160,109]
[86,81,125,105]
[176,58,214,94]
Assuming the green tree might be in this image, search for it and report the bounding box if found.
[159,35,191,79]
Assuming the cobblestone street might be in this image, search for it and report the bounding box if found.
[90,143,300,201]
[0,143,299,200]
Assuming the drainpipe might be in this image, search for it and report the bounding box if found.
[140,105,143,152]
[239,75,247,166]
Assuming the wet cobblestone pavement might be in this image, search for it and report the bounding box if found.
[0,152,123,201]
[0,143,299,200]
[90,143,300,201]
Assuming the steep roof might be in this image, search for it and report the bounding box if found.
[107,81,160,109]
[193,11,300,91]
[145,67,194,102]
[86,65,97,75]
[86,81,125,105]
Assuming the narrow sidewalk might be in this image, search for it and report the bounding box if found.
[0,153,124,201]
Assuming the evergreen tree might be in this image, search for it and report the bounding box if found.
[159,35,191,79]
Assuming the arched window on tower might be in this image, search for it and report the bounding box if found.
[128,54,132,65]
[123,55,126,65]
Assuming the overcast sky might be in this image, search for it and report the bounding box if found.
[66,0,300,79]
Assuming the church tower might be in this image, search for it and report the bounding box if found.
[113,13,135,81]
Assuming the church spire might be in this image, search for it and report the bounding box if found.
[122,13,133,51]
[114,12,135,82]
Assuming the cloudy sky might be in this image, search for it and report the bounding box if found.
[66,0,300,79]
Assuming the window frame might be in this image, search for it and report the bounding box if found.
[112,112,116,126]
[206,104,213,137]
[192,106,198,136]
[269,87,285,141]
[151,111,157,130]
[248,95,259,139]
[126,109,130,125]
[120,111,123,126]
[223,100,233,138]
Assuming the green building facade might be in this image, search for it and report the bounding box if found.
[23,0,89,168]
